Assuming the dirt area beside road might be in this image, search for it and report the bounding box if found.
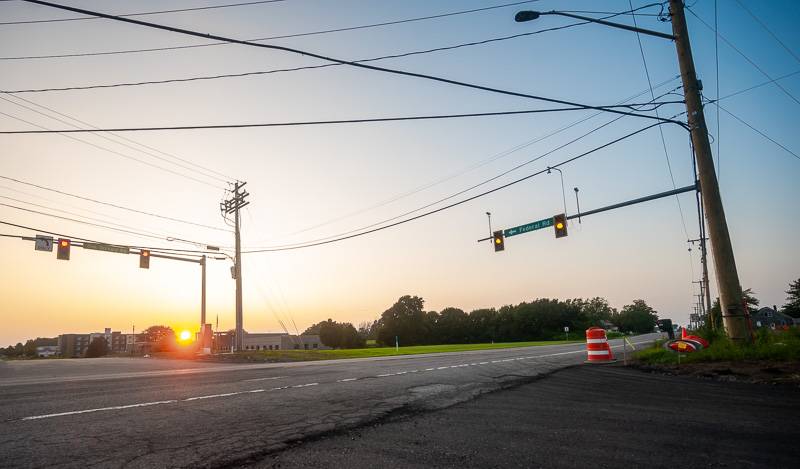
[633,360,800,386]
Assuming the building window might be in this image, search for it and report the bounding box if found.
[275,345,279,350]
[313,343,318,349]
[304,344,309,350]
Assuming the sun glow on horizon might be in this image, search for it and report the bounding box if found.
[178,330,192,343]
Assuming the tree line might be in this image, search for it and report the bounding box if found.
[303,295,659,348]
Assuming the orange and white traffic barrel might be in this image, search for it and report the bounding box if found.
[585,327,615,363]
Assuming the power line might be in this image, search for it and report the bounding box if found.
[714,0,720,178]
[0,219,227,257]
[19,0,681,126]
[0,195,224,248]
[0,109,227,189]
[0,201,187,242]
[254,96,684,249]
[1,1,540,60]
[0,93,234,184]
[1,0,288,25]
[686,5,800,107]
[4,21,624,94]
[0,174,232,232]
[716,69,800,102]
[242,122,669,253]
[0,103,683,135]
[627,0,690,241]
[277,77,683,240]
[715,103,800,161]
[732,0,800,65]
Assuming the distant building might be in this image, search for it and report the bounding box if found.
[36,345,59,358]
[752,307,795,329]
[57,328,133,357]
[599,320,619,332]
[213,332,329,352]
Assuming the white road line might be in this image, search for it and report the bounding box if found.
[184,392,240,401]
[21,400,178,420]
[242,375,287,382]
[19,341,658,422]
[291,383,318,388]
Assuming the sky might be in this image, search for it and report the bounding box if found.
[0,0,798,347]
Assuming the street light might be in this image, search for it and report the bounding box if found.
[514,10,675,40]
[514,2,750,342]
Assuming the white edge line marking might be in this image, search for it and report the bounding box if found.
[337,378,358,382]
[22,399,178,420]
[20,339,657,421]
[243,375,287,382]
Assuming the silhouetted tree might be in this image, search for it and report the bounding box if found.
[782,278,800,318]
[142,325,176,352]
[85,337,108,358]
[377,295,433,346]
[614,300,658,333]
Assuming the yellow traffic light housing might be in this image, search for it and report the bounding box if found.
[553,213,568,238]
[493,230,505,252]
[56,238,71,260]
[139,249,150,269]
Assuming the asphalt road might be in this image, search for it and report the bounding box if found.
[264,365,800,469]
[0,334,659,468]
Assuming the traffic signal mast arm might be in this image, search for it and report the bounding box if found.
[478,183,697,243]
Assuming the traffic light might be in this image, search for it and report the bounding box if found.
[139,250,150,269]
[493,230,505,252]
[553,213,568,238]
[56,238,70,260]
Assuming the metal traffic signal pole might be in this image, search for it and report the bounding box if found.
[669,0,750,342]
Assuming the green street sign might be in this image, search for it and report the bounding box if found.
[503,217,553,238]
[82,243,130,255]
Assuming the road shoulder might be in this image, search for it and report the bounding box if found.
[257,364,800,468]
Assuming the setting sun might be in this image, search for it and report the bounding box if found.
[178,330,192,343]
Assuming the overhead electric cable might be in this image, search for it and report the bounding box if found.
[0,219,227,256]
[0,195,201,241]
[0,93,234,183]
[1,0,287,25]
[18,0,681,126]
[628,0,690,240]
[0,174,232,232]
[1,1,540,59]
[714,0,720,177]
[0,109,227,189]
[4,21,630,94]
[0,103,683,135]
[0,202,183,242]
[242,123,668,252]
[257,94,683,248]
[716,69,800,102]
[279,78,681,239]
[732,0,800,64]
[686,6,800,107]
[715,103,800,161]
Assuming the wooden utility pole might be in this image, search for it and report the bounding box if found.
[221,181,249,351]
[669,0,750,342]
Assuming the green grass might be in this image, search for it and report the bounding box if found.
[226,340,581,362]
[635,328,800,365]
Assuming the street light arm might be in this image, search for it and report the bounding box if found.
[516,10,675,41]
